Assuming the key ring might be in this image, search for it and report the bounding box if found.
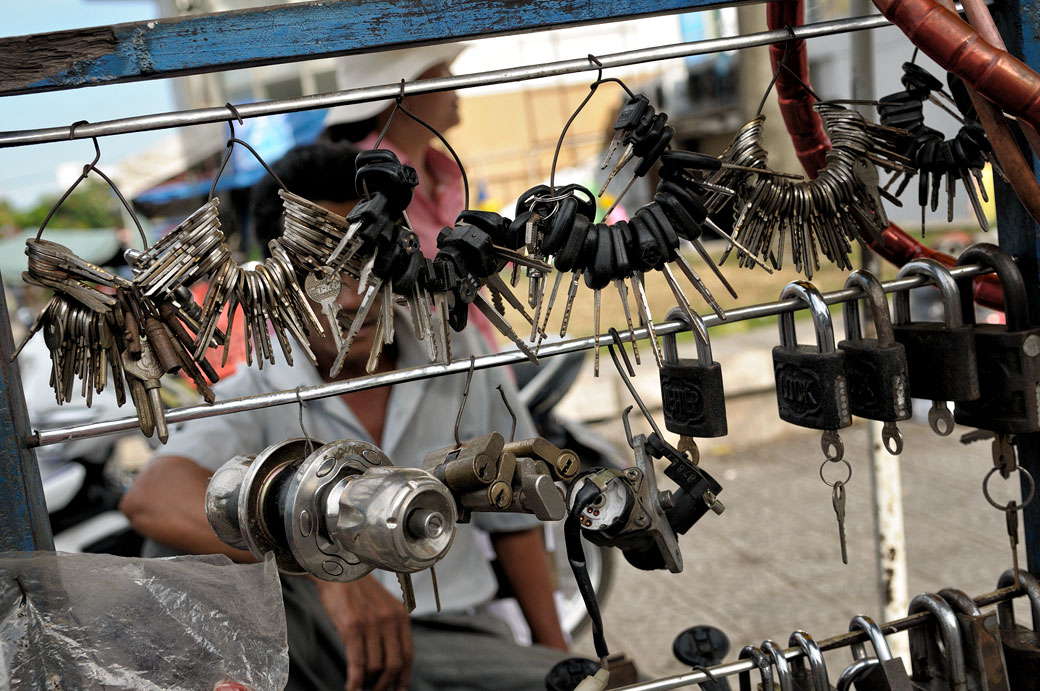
[819,457,853,488]
[982,465,1036,512]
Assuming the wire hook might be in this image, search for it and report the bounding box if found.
[209,104,287,202]
[549,56,634,194]
[453,355,477,448]
[373,80,406,149]
[37,121,148,248]
[295,387,314,456]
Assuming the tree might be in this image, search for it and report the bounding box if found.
[13,178,124,230]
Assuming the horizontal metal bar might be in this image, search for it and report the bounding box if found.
[0,12,893,149]
[616,583,1022,690]
[0,0,746,97]
[29,263,990,448]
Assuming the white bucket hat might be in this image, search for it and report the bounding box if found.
[324,44,466,127]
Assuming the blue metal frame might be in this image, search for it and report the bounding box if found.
[0,276,53,551]
[0,0,746,97]
[989,0,1040,576]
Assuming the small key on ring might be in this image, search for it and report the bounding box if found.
[832,480,849,565]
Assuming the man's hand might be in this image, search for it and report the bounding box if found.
[310,575,413,691]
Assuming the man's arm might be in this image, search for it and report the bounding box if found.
[490,527,568,650]
[120,455,255,561]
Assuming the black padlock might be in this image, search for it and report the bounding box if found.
[838,270,911,455]
[847,615,914,690]
[788,631,831,691]
[773,281,851,432]
[660,307,727,440]
[892,258,979,436]
[996,569,1040,690]
[954,243,1040,434]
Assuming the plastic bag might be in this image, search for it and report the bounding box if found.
[0,551,288,691]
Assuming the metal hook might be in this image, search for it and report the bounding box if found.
[496,384,517,442]
[453,355,477,448]
[620,405,637,449]
[373,81,406,149]
[588,53,604,84]
[607,329,663,440]
[756,31,792,117]
[295,387,314,455]
[608,327,636,377]
[395,100,470,210]
[37,123,149,248]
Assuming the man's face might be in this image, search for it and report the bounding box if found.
[305,199,383,372]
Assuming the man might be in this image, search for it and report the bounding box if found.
[121,141,569,691]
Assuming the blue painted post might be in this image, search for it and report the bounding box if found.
[989,0,1040,576]
[0,0,735,96]
[0,275,53,551]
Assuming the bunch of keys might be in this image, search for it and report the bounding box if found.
[426,213,544,365]
[877,62,994,233]
[699,105,910,278]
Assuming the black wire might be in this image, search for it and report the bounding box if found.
[756,39,791,117]
[780,62,823,103]
[565,481,609,660]
[396,102,471,211]
[911,46,920,64]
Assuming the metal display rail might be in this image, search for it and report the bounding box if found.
[29,264,990,447]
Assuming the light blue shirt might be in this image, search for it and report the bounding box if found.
[160,312,539,616]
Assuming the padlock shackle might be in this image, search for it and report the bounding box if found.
[788,631,829,691]
[738,645,775,691]
[777,280,836,353]
[997,568,1040,631]
[907,593,968,689]
[760,640,794,691]
[663,306,712,365]
[842,270,897,346]
[893,259,964,329]
[937,587,982,616]
[848,614,893,662]
[955,243,1030,332]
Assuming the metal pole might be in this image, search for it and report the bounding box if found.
[988,0,1040,576]
[0,13,895,148]
[29,266,989,448]
[851,0,910,651]
[0,275,53,551]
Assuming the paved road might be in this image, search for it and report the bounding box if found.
[569,417,1028,684]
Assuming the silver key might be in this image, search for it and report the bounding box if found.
[122,339,168,443]
[397,572,417,614]
[630,271,662,366]
[832,480,848,565]
[558,273,582,337]
[614,278,640,365]
[305,268,344,353]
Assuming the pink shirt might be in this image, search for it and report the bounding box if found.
[357,133,498,348]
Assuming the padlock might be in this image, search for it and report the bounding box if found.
[761,640,796,691]
[953,243,1040,434]
[737,644,775,691]
[837,659,879,691]
[892,258,979,436]
[660,306,727,438]
[789,630,833,691]
[995,569,1040,690]
[838,270,911,454]
[773,281,851,431]
[936,587,1010,691]
[847,614,914,690]
[907,593,968,690]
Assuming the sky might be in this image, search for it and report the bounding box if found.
[0,1,176,208]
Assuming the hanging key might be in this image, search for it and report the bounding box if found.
[122,337,169,443]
